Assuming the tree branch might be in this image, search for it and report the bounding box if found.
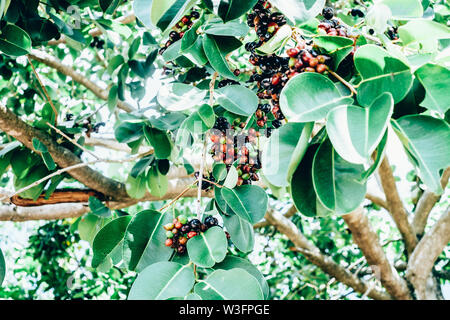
[0,103,130,200]
[378,156,418,255]
[342,207,412,300]
[28,49,135,112]
[413,167,450,237]
[264,209,392,300]
[407,207,450,299]
[365,193,389,211]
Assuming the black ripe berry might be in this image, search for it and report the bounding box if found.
[204,215,219,228]
[189,219,202,231]
[322,7,334,20]
[351,8,365,18]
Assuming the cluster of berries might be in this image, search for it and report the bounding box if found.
[208,117,262,186]
[89,37,105,49]
[318,7,350,37]
[247,0,287,43]
[158,10,200,55]
[164,215,221,254]
[387,27,399,41]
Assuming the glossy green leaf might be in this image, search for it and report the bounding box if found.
[222,214,254,253]
[215,85,258,117]
[0,247,5,286]
[354,44,413,107]
[312,139,367,214]
[359,130,388,182]
[221,185,268,224]
[157,82,206,111]
[326,92,394,164]
[256,24,292,55]
[204,19,248,37]
[126,173,147,199]
[262,122,306,187]
[214,256,269,299]
[381,0,423,19]
[392,115,450,194]
[146,166,168,197]
[203,0,258,22]
[92,216,132,268]
[114,122,144,144]
[0,24,31,56]
[123,210,173,272]
[270,0,325,25]
[313,36,354,69]
[212,163,227,181]
[280,72,353,122]
[89,196,111,218]
[144,126,172,159]
[398,20,450,52]
[186,226,227,268]
[194,268,264,300]
[184,104,215,134]
[128,261,195,300]
[203,34,239,80]
[222,165,238,189]
[415,63,450,114]
[180,13,204,51]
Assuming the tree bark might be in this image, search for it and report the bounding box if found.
[407,208,450,299]
[343,207,412,300]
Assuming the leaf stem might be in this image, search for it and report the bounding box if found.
[327,68,358,95]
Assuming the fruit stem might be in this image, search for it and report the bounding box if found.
[327,68,358,95]
[160,181,197,212]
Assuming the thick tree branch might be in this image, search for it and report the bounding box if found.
[413,167,450,237]
[378,156,418,255]
[365,193,389,211]
[0,104,130,200]
[343,207,412,300]
[407,208,450,299]
[28,50,135,112]
[265,209,391,300]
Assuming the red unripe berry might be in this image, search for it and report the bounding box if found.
[257,120,265,127]
[287,48,300,58]
[178,237,187,245]
[234,69,241,76]
[175,221,183,229]
[165,239,173,247]
[294,60,304,70]
[255,109,263,119]
[181,16,189,24]
[316,64,327,73]
[236,177,244,186]
[305,67,316,72]
[309,58,319,68]
[271,74,281,85]
[210,135,220,143]
[187,231,197,239]
[239,156,248,164]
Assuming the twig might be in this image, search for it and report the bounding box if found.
[160,180,198,212]
[327,68,358,95]
[0,152,151,202]
[27,55,59,125]
[46,122,100,160]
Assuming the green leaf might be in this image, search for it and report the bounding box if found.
[32,138,48,153]
[203,34,239,80]
[162,38,182,61]
[414,63,450,114]
[269,0,325,25]
[77,213,110,244]
[186,226,227,268]
[149,113,187,131]
[222,214,254,253]
[128,37,141,59]
[359,130,388,182]
[0,247,5,286]
[380,0,423,19]
[184,104,215,134]
[223,165,238,189]
[291,144,324,217]
[212,163,227,181]
[181,13,204,51]
[313,36,354,69]
[144,126,172,159]
[123,210,173,272]
[392,115,450,194]
[398,20,450,52]
[204,19,248,37]
[203,0,258,22]
[128,261,195,300]
[280,72,353,122]
[89,196,111,217]
[92,216,132,268]
[108,85,118,112]
[133,0,155,29]
[312,139,367,214]
[256,25,292,55]
[194,268,264,300]
[114,122,144,144]
[354,44,413,107]
[154,0,197,33]
[0,23,31,56]
[214,256,269,299]
[221,185,268,224]
[146,166,168,197]
[262,122,307,187]
[157,82,207,111]
[326,92,394,164]
[41,152,56,171]
[126,174,147,199]
[215,85,258,116]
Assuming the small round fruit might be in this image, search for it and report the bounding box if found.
[177,245,186,254]
[287,48,299,58]
[178,237,187,245]
[189,219,201,230]
[166,231,174,239]
[165,239,173,247]
[180,224,191,233]
[163,223,174,231]
[175,221,183,229]
[187,231,198,239]
[177,215,188,224]
[322,7,334,20]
